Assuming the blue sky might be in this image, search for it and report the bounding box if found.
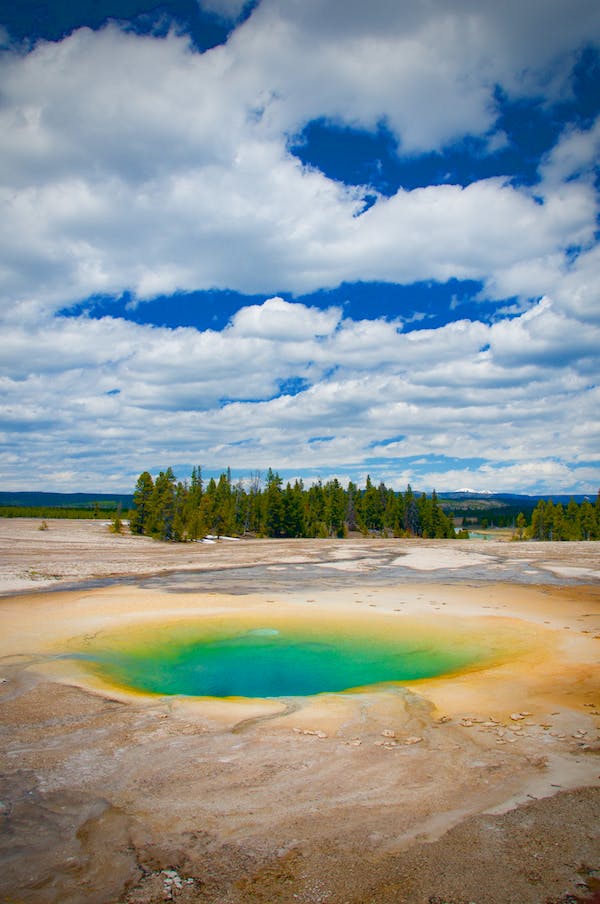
[0,0,599,494]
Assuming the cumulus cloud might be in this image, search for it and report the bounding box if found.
[1,1,599,492]
[0,5,599,309]
[1,295,598,491]
[540,116,600,187]
[228,297,341,340]
[236,0,600,149]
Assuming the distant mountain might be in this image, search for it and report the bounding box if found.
[441,491,592,505]
[0,488,594,514]
[0,491,134,509]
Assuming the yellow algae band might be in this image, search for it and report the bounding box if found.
[65,611,537,700]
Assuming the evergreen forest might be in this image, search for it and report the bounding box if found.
[523,495,600,541]
[129,467,457,541]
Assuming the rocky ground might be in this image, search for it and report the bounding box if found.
[0,518,599,596]
[0,520,599,903]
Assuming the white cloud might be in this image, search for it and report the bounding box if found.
[235,0,600,150]
[0,296,598,491]
[199,0,249,22]
[0,3,599,492]
[541,116,600,187]
[228,296,341,340]
[415,460,595,496]
[0,8,599,310]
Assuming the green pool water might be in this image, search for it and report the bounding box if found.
[74,613,514,699]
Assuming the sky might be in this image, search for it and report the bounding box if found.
[0,0,599,495]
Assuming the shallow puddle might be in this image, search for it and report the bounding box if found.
[69,611,534,699]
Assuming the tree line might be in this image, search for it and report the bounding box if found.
[516,494,600,541]
[129,467,457,542]
[0,503,132,520]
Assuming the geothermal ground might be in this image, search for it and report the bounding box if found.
[0,519,599,904]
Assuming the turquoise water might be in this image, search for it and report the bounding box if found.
[76,616,496,698]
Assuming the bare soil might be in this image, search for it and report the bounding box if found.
[0,520,599,904]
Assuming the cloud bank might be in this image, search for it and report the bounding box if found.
[0,0,599,493]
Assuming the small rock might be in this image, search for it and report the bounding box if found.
[381,729,396,738]
[404,736,423,745]
[510,713,525,721]
[527,756,548,769]
[437,715,452,724]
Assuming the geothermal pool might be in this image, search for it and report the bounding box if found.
[73,613,522,699]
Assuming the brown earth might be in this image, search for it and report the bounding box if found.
[0,519,599,904]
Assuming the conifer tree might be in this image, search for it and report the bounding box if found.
[130,471,154,535]
[346,481,359,532]
[362,475,384,532]
[580,499,597,540]
[307,481,326,536]
[282,481,305,537]
[264,468,284,537]
[325,478,346,537]
[148,468,176,540]
[404,485,421,536]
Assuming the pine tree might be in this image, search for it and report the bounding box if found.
[362,476,384,532]
[130,471,154,535]
[552,502,565,541]
[282,481,305,537]
[418,493,433,538]
[172,481,188,541]
[148,468,177,540]
[564,498,582,540]
[580,500,597,540]
[346,481,358,532]
[403,485,421,536]
[530,500,546,540]
[214,472,236,536]
[184,466,204,539]
[264,468,284,537]
[325,478,346,537]
[307,481,326,537]
[199,477,217,535]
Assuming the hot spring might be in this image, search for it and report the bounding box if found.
[71,612,526,699]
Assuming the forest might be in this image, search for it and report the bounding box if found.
[129,467,458,541]
[522,495,600,541]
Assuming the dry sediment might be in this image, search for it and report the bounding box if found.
[0,520,599,903]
